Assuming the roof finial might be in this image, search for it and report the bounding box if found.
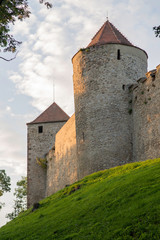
[106,11,109,21]
[53,80,55,103]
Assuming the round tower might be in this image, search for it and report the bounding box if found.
[72,20,148,180]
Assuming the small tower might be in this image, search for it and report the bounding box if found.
[27,102,69,208]
[72,20,148,180]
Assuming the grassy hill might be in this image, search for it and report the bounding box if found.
[1,159,160,240]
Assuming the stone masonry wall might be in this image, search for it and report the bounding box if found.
[27,121,66,208]
[46,114,77,196]
[72,44,147,180]
[132,64,160,162]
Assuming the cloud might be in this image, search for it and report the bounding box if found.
[0,120,26,175]
[8,98,14,103]
[6,0,160,162]
[4,0,159,174]
[0,105,33,177]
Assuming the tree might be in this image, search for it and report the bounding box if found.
[0,170,11,209]
[153,25,160,37]
[6,176,27,220]
[0,0,30,54]
[0,0,52,60]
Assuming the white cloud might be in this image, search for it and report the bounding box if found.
[4,0,160,173]
[6,106,11,112]
[8,98,14,103]
[0,105,32,178]
[9,5,76,114]
[0,121,26,175]
[8,0,160,116]
[4,0,160,115]
[4,0,159,178]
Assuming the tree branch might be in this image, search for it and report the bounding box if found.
[0,0,4,5]
[153,26,160,37]
[0,51,19,61]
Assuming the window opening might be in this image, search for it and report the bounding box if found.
[38,126,43,133]
[82,132,85,142]
[117,49,121,60]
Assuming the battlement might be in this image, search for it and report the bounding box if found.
[128,64,160,163]
[128,64,160,92]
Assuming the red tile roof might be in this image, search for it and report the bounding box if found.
[87,20,134,47]
[27,102,70,125]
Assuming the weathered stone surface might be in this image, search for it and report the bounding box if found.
[27,28,160,210]
[132,64,160,162]
[27,121,66,208]
[72,44,147,180]
[27,41,150,208]
[46,114,77,196]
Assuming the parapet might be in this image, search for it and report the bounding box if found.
[130,63,160,163]
[128,64,160,93]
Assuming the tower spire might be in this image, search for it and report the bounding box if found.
[87,20,134,48]
[53,80,55,103]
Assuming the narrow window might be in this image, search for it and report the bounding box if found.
[117,49,121,60]
[38,126,43,133]
[82,132,85,141]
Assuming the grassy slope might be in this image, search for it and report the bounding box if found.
[1,159,160,240]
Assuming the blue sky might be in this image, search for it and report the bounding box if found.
[0,0,160,227]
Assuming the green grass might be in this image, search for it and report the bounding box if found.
[1,159,160,240]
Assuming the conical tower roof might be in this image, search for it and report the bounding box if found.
[27,102,69,125]
[87,20,134,47]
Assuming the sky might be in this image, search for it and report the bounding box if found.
[0,0,160,227]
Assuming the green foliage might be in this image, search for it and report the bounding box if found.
[153,25,160,37]
[85,48,90,52]
[39,0,52,9]
[79,47,90,52]
[0,0,30,52]
[1,159,160,239]
[0,0,52,54]
[79,48,85,51]
[6,176,27,220]
[36,157,47,169]
[0,170,11,196]
[0,170,11,209]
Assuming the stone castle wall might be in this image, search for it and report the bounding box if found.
[131,64,160,162]
[46,114,77,196]
[29,63,160,207]
[72,44,147,180]
[27,32,160,209]
[27,121,66,208]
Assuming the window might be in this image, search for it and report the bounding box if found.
[117,49,121,60]
[38,126,43,133]
[82,132,85,141]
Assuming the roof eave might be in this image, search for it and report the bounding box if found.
[72,42,148,62]
[26,119,69,126]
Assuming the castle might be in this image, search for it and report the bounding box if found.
[27,20,160,208]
